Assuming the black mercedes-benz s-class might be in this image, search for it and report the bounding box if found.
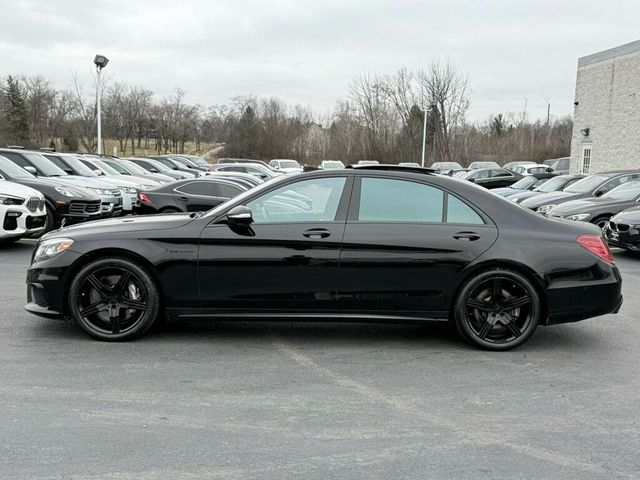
[25,166,623,350]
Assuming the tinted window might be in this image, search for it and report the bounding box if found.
[358,178,443,222]
[217,183,244,198]
[491,169,512,178]
[176,182,212,196]
[44,155,73,173]
[247,177,346,223]
[447,195,484,224]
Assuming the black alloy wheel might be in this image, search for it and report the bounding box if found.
[454,269,540,350]
[68,257,160,341]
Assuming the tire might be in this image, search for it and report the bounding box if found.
[42,205,57,234]
[68,257,160,341]
[160,207,181,213]
[453,268,540,351]
[592,216,610,230]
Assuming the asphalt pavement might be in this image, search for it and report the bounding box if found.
[0,240,638,479]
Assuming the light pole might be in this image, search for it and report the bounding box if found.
[421,105,434,167]
[93,54,109,154]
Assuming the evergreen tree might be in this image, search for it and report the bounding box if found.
[4,76,29,145]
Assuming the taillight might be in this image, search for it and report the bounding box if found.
[577,234,615,263]
[138,193,152,204]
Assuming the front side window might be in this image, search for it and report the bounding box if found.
[246,177,346,223]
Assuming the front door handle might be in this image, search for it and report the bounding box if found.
[303,228,331,239]
[453,231,480,241]
[179,196,189,201]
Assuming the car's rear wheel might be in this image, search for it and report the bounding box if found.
[454,268,540,350]
[68,257,160,341]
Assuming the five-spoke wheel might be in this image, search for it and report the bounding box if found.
[68,257,160,341]
[454,268,540,350]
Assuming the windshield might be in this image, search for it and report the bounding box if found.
[602,181,640,200]
[103,160,129,174]
[155,157,179,169]
[509,176,537,189]
[60,155,97,176]
[0,155,35,179]
[564,175,609,193]
[91,159,120,175]
[534,176,569,192]
[278,160,301,169]
[121,160,148,175]
[24,152,68,176]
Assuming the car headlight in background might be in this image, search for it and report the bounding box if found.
[34,238,74,262]
[87,188,113,196]
[565,213,590,222]
[54,186,77,197]
[536,204,557,215]
[0,195,25,205]
[122,187,138,194]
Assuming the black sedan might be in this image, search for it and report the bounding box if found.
[25,167,622,351]
[134,178,247,214]
[520,171,640,214]
[606,207,640,251]
[548,180,640,229]
[458,168,523,189]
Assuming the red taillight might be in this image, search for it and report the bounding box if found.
[577,234,615,263]
[138,192,152,204]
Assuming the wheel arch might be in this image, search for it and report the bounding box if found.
[61,248,163,315]
[448,259,549,325]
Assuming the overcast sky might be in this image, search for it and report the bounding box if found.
[2,0,640,123]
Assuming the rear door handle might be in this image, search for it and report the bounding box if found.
[303,228,331,239]
[453,231,480,241]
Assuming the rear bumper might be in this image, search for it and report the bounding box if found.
[545,276,623,325]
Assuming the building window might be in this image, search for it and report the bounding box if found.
[581,145,592,174]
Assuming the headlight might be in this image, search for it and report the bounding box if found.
[55,186,77,197]
[34,238,74,262]
[0,195,24,205]
[536,204,556,215]
[87,188,112,196]
[123,187,138,194]
[565,213,590,221]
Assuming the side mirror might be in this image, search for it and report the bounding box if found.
[227,205,253,225]
[93,169,104,176]
[594,189,605,197]
[467,178,476,183]
[24,166,38,176]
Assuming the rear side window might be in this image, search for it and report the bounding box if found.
[217,183,244,198]
[176,182,212,196]
[446,195,484,224]
[358,178,444,222]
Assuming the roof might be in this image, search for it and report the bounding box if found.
[578,39,640,67]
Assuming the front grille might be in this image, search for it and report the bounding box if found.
[609,222,630,232]
[26,197,44,213]
[29,285,50,308]
[68,201,101,215]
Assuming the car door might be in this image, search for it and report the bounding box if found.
[336,175,498,317]
[197,175,352,312]
[490,169,515,188]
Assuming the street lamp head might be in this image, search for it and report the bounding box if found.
[93,54,109,69]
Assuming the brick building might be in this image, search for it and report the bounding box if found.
[570,40,640,174]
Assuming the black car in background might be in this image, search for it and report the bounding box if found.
[126,157,192,180]
[508,174,584,204]
[134,178,247,214]
[458,168,523,189]
[520,171,640,214]
[0,155,101,231]
[149,156,201,177]
[208,162,281,180]
[549,180,640,229]
[606,207,640,251]
[26,166,622,350]
[161,155,209,172]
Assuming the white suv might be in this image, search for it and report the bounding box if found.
[1,180,46,242]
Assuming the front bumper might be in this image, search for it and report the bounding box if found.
[2,207,46,238]
[605,225,640,251]
[58,200,102,224]
[98,193,124,217]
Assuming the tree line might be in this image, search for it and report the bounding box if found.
[0,61,571,166]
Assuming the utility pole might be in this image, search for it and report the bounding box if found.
[93,55,109,154]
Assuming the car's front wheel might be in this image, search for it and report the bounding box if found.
[68,257,160,341]
[454,268,540,350]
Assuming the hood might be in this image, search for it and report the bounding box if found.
[550,197,635,216]
[44,212,196,240]
[10,177,98,200]
[508,191,540,203]
[492,187,525,197]
[520,191,582,208]
[611,206,640,224]
[99,175,156,189]
[46,175,121,191]
[0,180,45,199]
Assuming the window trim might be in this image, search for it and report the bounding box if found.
[348,175,488,225]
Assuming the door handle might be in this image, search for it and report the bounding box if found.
[453,231,480,241]
[179,196,189,201]
[303,228,331,239]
